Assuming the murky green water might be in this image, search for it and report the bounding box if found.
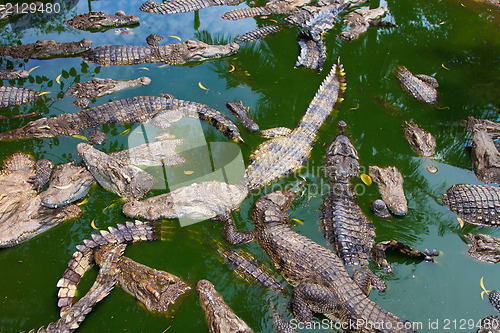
[0,0,499,332]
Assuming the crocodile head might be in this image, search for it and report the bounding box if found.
[403,121,436,157]
[40,163,94,208]
[369,166,407,216]
[182,40,239,63]
[252,191,296,228]
[324,135,359,182]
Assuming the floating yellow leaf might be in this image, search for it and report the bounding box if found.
[481,290,488,299]
[38,91,50,96]
[360,174,372,186]
[90,219,99,230]
[102,202,116,212]
[198,82,209,90]
[77,198,88,206]
[439,21,445,25]
[227,64,235,73]
[56,74,62,84]
[72,135,88,141]
[28,65,40,73]
[292,218,303,224]
[121,128,131,135]
[169,35,182,41]
[138,67,149,70]
[441,63,450,70]
[157,64,169,68]
[269,19,278,23]
[457,217,464,228]
[460,2,465,6]
[184,170,194,175]
[480,277,490,296]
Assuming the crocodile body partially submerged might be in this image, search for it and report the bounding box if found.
[471,124,500,184]
[71,77,151,99]
[0,38,92,60]
[0,68,29,80]
[83,36,239,66]
[197,279,254,333]
[442,184,500,227]
[321,134,375,267]
[396,66,438,104]
[109,139,185,167]
[245,60,344,191]
[369,166,408,216]
[250,191,414,332]
[139,0,244,14]
[226,100,259,132]
[0,95,243,142]
[339,7,393,41]
[0,86,42,108]
[465,233,500,263]
[222,0,310,21]
[403,121,436,157]
[64,10,139,31]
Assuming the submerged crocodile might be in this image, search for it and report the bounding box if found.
[221,0,311,21]
[321,134,375,267]
[442,184,500,227]
[226,100,259,132]
[109,139,185,167]
[0,95,243,142]
[371,240,432,269]
[248,191,413,332]
[339,7,393,41]
[0,86,42,108]
[71,77,151,99]
[64,10,139,31]
[396,66,438,104]
[245,60,344,191]
[471,124,500,184]
[0,153,81,248]
[403,121,436,157]
[0,68,29,80]
[77,143,156,201]
[197,279,254,333]
[0,38,92,60]
[82,35,239,66]
[139,0,244,14]
[369,166,408,216]
[465,233,500,263]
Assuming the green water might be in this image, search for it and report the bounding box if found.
[0,0,499,332]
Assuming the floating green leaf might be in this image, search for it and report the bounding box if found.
[69,67,77,77]
[61,70,69,78]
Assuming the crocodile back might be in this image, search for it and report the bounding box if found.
[83,45,156,66]
[140,0,217,14]
[0,86,40,108]
[236,25,283,43]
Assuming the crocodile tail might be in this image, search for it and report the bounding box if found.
[140,0,216,14]
[235,25,283,43]
[56,220,159,316]
[221,6,276,20]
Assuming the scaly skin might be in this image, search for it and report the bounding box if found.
[226,100,259,132]
[396,66,438,104]
[215,212,256,245]
[83,39,239,66]
[109,139,185,167]
[296,38,326,71]
[29,159,53,192]
[235,25,283,43]
[403,121,436,157]
[476,316,500,333]
[369,166,408,216]
[77,143,155,201]
[251,191,414,332]
[0,95,243,142]
[245,61,344,191]
[340,7,391,41]
[221,0,311,20]
[64,10,139,31]
[471,124,500,184]
[139,0,244,14]
[321,135,375,267]
[0,39,92,60]
[0,86,41,108]
[465,233,500,264]
[39,163,94,208]
[197,279,254,333]
[371,240,428,269]
[0,69,29,80]
[71,77,151,99]
[442,184,500,227]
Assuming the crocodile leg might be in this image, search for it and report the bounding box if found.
[291,283,339,323]
[351,267,386,296]
[215,212,255,244]
[28,159,53,192]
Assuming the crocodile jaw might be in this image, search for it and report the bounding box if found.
[186,41,239,62]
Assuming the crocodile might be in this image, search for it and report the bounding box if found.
[442,184,500,227]
[221,0,311,20]
[0,68,29,80]
[369,166,408,216]
[403,121,436,157]
[82,36,239,66]
[0,86,42,108]
[109,139,185,167]
[396,66,438,104]
[471,124,500,184]
[0,38,92,60]
[320,134,376,267]
[64,10,139,31]
[467,116,500,137]
[244,60,344,191]
[197,279,254,333]
[465,233,500,263]
[0,95,243,142]
[39,162,94,208]
[122,181,248,220]
[71,77,151,99]
[214,212,256,245]
[339,7,393,41]
[226,100,259,132]
[29,158,54,192]
[139,0,244,15]
[77,143,156,201]
[249,191,414,332]
[0,153,81,248]
[371,199,391,218]
[296,37,327,71]
[371,240,432,269]
[88,130,106,145]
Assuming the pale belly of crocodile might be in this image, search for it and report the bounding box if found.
[258,224,407,331]
[83,46,161,66]
[321,185,375,267]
